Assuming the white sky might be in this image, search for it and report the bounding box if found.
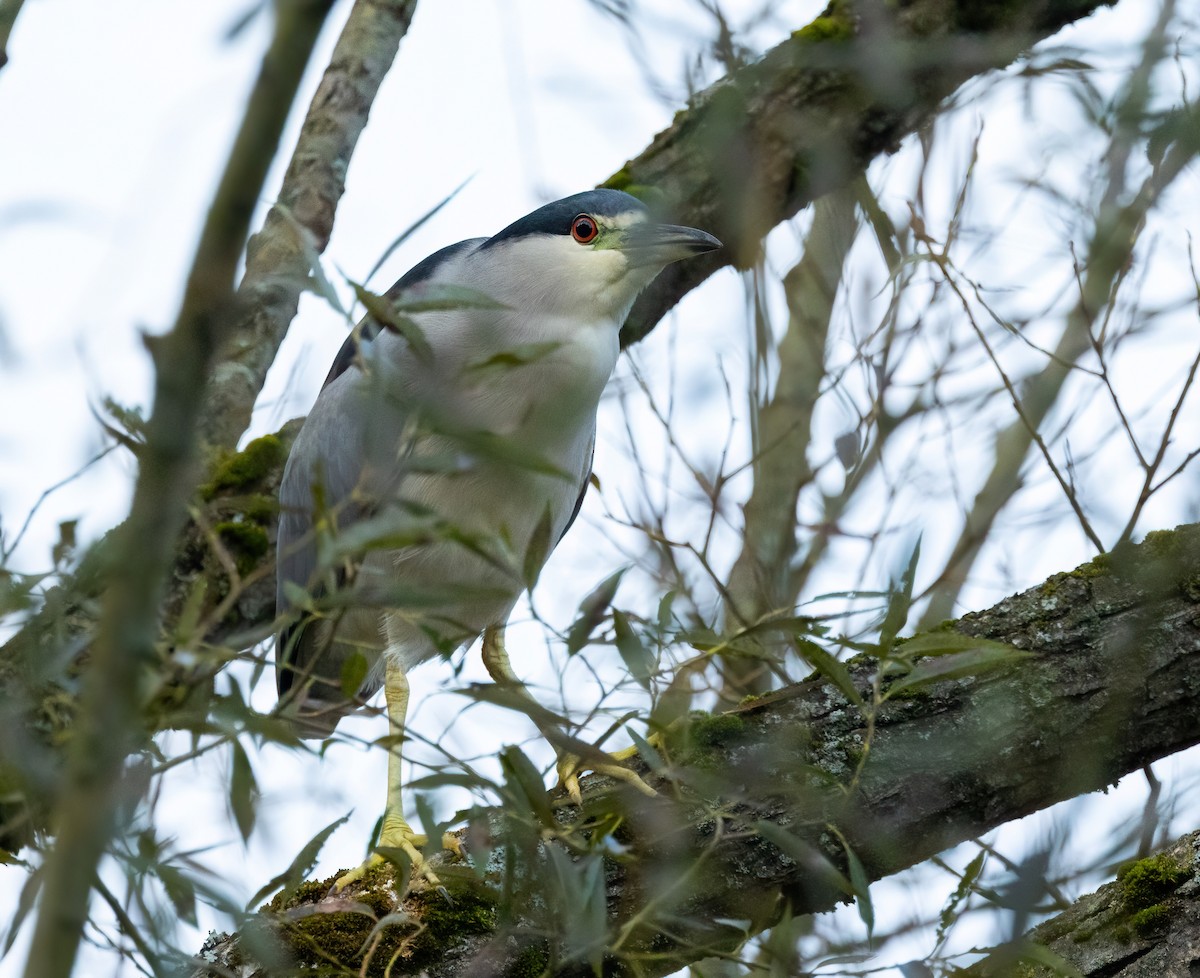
[1,0,1198,975]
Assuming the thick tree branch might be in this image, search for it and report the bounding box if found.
[963,830,1200,977]
[194,524,1200,978]
[198,0,419,451]
[616,0,1114,347]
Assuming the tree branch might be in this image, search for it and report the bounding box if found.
[616,0,1115,348]
[962,830,1200,977]
[198,0,419,452]
[20,4,336,975]
[194,524,1200,977]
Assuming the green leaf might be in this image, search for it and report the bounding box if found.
[274,204,347,316]
[246,813,351,909]
[350,282,432,360]
[650,653,707,731]
[613,609,654,691]
[157,862,198,926]
[844,840,875,938]
[547,847,607,970]
[754,822,853,901]
[467,340,562,373]
[52,519,77,566]
[627,728,666,774]
[364,177,471,286]
[374,845,413,883]
[887,645,1030,697]
[566,569,625,655]
[880,537,921,651]
[523,506,555,590]
[3,866,42,954]
[390,281,508,313]
[340,651,369,698]
[938,851,986,942]
[898,631,1023,657]
[795,639,865,709]
[1012,941,1085,978]
[500,745,554,827]
[229,741,258,842]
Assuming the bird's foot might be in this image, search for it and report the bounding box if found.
[332,822,463,891]
[555,743,658,806]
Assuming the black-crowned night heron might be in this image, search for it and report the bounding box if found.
[275,189,720,886]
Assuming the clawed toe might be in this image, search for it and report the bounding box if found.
[555,750,657,805]
[332,826,458,891]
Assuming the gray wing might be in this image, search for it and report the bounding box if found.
[275,371,375,698]
[276,237,485,699]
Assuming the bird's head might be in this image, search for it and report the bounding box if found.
[471,189,722,323]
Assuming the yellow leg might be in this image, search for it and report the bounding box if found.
[481,624,657,805]
[334,660,433,890]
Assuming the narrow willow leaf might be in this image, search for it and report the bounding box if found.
[844,841,875,938]
[898,631,1021,658]
[523,506,555,590]
[389,281,508,312]
[938,851,986,942]
[229,741,258,842]
[755,822,853,901]
[627,729,666,774]
[1013,942,1085,978]
[157,863,198,927]
[566,568,625,655]
[880,536,921,650]
[365,177,471,286]
[887,646,1031,696]
[467,340,562,372]
[246,814,351,909]
[795,639,865,709]
[340,651,369,698]
[613,609,653,691]
[350,282,432,360]
[374,845,413,884]
[500,745,553,827]
[2,866,41,954]
[650,653,707,731]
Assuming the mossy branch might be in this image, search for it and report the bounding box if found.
[960,832,1200,976]
[612,0,1116,348]
[195,526,1200,978]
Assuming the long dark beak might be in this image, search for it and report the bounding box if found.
[621,222,723,266]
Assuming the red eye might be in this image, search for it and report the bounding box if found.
[571,214,598,244]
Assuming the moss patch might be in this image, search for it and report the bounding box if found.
[403,878,498,967]
[667,711,750,768]
[1128,903,1171,937]
[1107,852,1191,943]
[1117,852,1188,911]
[792,0,854,42]
[503,940,551,978]
[266,868,498,976]
[201,435,285,500]
[214,521,269,575]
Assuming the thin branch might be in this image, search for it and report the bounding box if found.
[21,4,336,976]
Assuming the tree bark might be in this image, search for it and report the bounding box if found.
[191,524,1200,978]
[963,830,1200,977]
